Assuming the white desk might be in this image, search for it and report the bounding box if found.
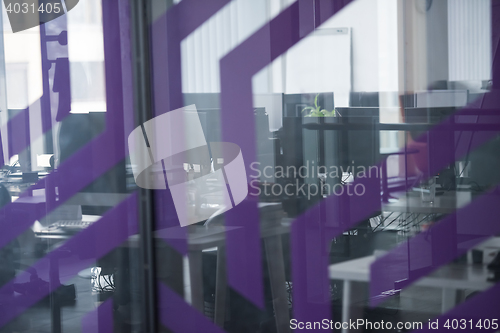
[329,255,494,333]
[382,191,472,214]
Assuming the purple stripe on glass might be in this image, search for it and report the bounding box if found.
[0,0,129,252]
[0,131,123,252]
[7,107,30,160]
[370,185,500,306]
[291,207,333,325]
[369,2,500,310]
[150,0,230,254]
[220,0,353,309]
[6,9,72,161]
[151,0,230,114]
[284,103,500,319]
[81,298,114,333]
[158,282,226,333]
[0,0,135,326]
[0,194,137,327]
[2,98,69,161]
[221,0,500,319]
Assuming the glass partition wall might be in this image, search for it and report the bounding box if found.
[0,0,499,332]
[0,0,142,332]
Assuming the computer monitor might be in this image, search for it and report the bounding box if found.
[335,107,380,171]
[404,107,457,141]
[404,107,458,181]
[196,108,221,143]
[280,92,336,182]
[58,112,127,214]
[349,92,379,107]
[197,107,274,177]
[467,136,500,190]
[183,93,220,110]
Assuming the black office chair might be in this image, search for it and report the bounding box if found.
[202,201,289,330]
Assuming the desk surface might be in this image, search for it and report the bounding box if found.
[12,194,47,204]
[11,192,130,207]
[154,220,290,251]
[382,191,472,214]
[329,255,494,291]
[36,201,290,250]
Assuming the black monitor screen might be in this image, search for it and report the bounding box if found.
[335,107,380,170]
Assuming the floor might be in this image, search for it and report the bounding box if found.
[1,229,488,333]
[3,275,96,333]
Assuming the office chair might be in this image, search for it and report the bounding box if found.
[202,200,289,330]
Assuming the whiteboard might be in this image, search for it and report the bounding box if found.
[285,27,351,106]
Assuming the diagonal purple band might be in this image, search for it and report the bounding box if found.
[220,0,352,309]
[0,0,130,252]
[287,104,500,323]
[6,107,31,161]
[0,193,138,327]
[368,4,500,308]
[150,0,231,254]
[81,296,114,333]
[157,282,226,333]
[151,0,231,114]
[370,185,500,306]
[220,0,500,317]
[0,0,134,327]
[0,129,124,252]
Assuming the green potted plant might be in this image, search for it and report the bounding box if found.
[301,94,337,117]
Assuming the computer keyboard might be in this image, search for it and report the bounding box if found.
[54,220,92,230]
[35,219,94,237]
